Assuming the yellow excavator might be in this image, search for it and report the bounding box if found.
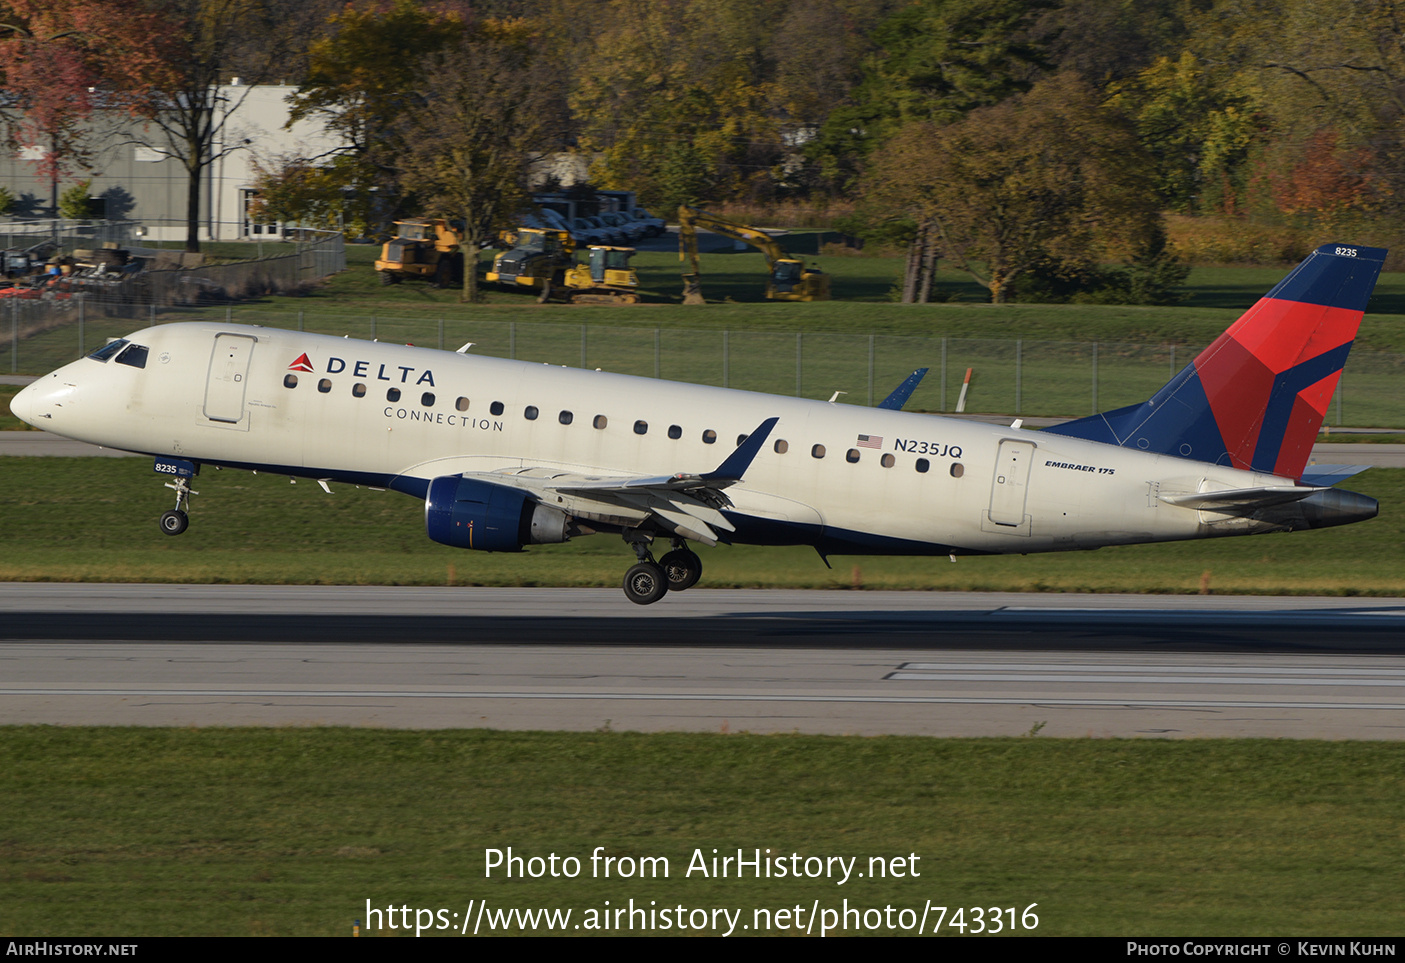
[488,228,641,304]
[374,218,464,287]
[677,205,829,303]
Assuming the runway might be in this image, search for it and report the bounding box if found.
[3,584,1405,739]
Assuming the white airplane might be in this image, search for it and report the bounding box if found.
[8,243,1385,604]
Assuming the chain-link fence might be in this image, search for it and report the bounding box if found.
[9,308,1400,426]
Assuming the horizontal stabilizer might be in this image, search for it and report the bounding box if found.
[1298,464,1371,487]
[1159,486,1321,513]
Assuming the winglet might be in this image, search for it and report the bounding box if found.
[877,368,929,410]
[702,417,779,483]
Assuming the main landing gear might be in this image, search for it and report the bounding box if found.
[621,533,703,605]
[159,475,197,537]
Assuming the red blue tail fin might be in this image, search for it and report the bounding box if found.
[1045,244,1386,480]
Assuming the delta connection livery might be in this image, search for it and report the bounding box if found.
[8,244,1385,603]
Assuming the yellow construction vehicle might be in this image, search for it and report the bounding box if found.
[490,229,641,304]
[677,205,829,303]
[374,219,464,287]
[486,227,576,295]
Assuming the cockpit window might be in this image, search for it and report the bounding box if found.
[114,344,148,369]
[88,339,128,362]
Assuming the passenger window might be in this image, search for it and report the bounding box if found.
[774,439,788,454]
[668,425,682,439]
[283,374,298,388]
[812,444,826,459]
[634,420,648,435]
[881,453,895,468]
[421,392,435,407]
[318,379,332,393]
[846,449,860,463]
[950,463,964,478]
[594,415,608,429]
[456,397,470,412]
[490,401,504,415]
[387,388,401,402]
[916,458,930,473]
[525,406,539,420]
[736,434,748,446]
[559,410,573,425]
[353,383,366,398]
[115,344,148,369]
[702,430,716,444]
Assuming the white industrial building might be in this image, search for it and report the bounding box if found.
[0,83,345,242]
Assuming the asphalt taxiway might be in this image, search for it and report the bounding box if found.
[3,584,1404,739]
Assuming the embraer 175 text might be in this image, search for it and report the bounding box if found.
[8,244,1385,603]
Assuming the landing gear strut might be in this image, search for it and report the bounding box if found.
[159,475,197,537]
[621,530,667,605]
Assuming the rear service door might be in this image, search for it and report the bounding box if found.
[204,333,257,425]
[987,439,1035,529]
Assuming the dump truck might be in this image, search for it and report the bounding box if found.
[489,228,640,304]
[486,227,576,295]
[374,219,464,287]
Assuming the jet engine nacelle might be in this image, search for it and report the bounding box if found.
[425,475,571,552]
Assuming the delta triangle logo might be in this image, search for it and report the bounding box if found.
[288,353,314,372]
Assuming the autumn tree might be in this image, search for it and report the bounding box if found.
[1107,51,1261,214]
[287,0,467,218]
[0,0,171,212]
[116,0,297,252]
[865,74,1165,303]
[1182,0,1405,236]
[394,17,568,301]
[807,0,1052,193]
[569,0,780,208]
[248,154,376,235]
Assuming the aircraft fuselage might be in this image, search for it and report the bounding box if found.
[12,321,1354,560]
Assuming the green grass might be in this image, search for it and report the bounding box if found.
[3,729,1402,936]
[1,457,1401,595]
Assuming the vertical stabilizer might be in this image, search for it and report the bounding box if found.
[1045,244,1386,479]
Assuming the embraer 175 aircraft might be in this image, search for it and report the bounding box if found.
[8,243,1386,604]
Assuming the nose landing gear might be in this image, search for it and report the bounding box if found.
[153,457,199,536]
[159,507,189,536]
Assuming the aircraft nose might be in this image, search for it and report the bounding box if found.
[8,380,36,427]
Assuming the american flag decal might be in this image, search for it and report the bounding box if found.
[858,434,883,449]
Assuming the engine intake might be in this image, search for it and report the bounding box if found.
[425,475,571,552]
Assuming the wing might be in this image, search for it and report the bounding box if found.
[459,417,779,545]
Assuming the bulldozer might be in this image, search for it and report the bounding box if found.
[374,219,464,287]
[489,228,640,304]
[677,205,829,303]
[552,245,640,304]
